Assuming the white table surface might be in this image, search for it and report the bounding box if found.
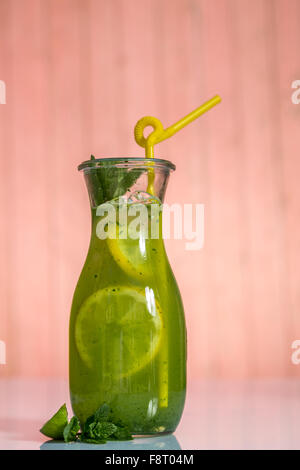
[1,377,300,450]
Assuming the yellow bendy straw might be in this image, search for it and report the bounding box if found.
[134,95,221,408]
[134,95,221,194]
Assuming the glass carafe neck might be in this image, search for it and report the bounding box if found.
[78,157,175,207]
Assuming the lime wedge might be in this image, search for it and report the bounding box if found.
[75,286,163,379]
[40,404,68,440]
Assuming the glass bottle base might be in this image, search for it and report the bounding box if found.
[132,431,173,438]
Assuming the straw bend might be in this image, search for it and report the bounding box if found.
[134,116,164,148]
[134,95,221,156]
[134,94,221,193]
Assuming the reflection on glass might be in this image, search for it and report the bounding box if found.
[40,434,181,451]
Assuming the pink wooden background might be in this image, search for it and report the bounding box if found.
[0,0,300,379]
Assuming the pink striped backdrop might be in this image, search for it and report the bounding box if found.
[0,0,300,379]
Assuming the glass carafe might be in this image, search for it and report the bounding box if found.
[69,157,186,435]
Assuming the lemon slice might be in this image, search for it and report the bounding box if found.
[75,286,163,379]
[105,204,162,279]
[106,225,152,279]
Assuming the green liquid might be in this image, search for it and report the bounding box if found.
[69,206,186,434]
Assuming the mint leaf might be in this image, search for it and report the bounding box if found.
[82,414,95,435]
[98,167,144,202]
[40,404,68,440]
[94,403,111,422]
[84,422,98,440]
[81,421,117,444]
[63,416,80,443]
[112,425,133,441]
[94,422,117,439]
[87,155,144,206]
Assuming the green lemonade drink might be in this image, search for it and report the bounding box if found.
[69,158,186,434]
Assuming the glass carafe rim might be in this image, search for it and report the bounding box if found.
[78,157,176,172]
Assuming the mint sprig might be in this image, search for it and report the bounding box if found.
[80,403,133,444]
[81,421,117,443]
[40,403,133,444]
[88,155,144,206]
[63,416,80,443]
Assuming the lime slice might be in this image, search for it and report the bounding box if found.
[40,404,68,439]
[75,286,163,379]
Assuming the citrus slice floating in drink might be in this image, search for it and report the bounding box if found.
[75,286,163,379]
[105,204,162,280]
[106,226,152,279]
